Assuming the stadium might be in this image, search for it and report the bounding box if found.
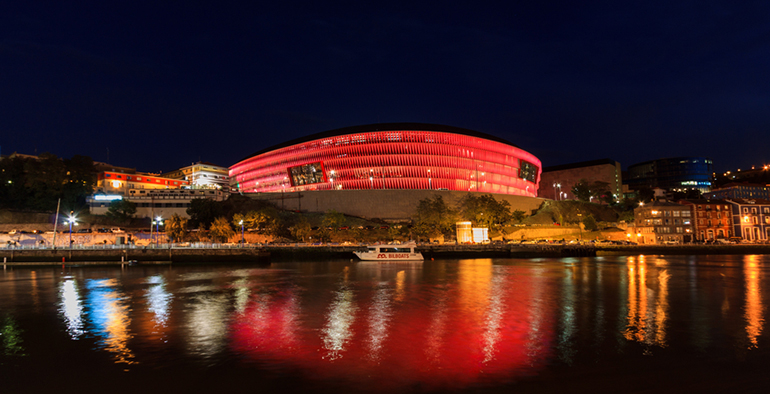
[229,123,544,220]
[231,123,541,196]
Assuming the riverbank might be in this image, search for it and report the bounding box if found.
[3,243,770,266]
[0,245,269,265]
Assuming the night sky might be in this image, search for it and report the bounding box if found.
[2,2,769,174]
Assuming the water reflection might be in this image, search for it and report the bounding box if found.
[58,277,85,339]
[366,283,392,361]
[184,293,229,360]
[144,275,173,337]
[1,315,26,356]
[482,267,506,363]
[85,278,135,364]
[6,256,770,392]
[624,256,670,348]
[322,266,357,360]
[744,255,763,348]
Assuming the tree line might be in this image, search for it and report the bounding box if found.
[0,153,96,212]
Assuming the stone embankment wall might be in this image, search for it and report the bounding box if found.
[504,226,628,241]
[0,247,268,264]
[248,189,545,221]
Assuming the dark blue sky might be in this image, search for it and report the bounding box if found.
[2,1,769,174]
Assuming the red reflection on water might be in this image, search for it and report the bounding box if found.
[230,264,553,391]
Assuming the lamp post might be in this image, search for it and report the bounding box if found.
[577,213,583,241]
[67,214,77,249]
[240,220,244,247]
[155,216,163,245]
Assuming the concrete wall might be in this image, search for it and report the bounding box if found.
[539,162,622,201]
[247,189,546,221]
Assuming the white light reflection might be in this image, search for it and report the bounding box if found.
[322,267,357,360]
[425,288,448,365]
[145,275,172,329]
[526,268,547,361]
[185,294,229,360]
[367,284,392,361]
[58,277,84,339]
[482,268,506,363]
[558,265,576,364]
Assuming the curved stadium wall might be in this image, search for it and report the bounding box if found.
[230,123,541,197]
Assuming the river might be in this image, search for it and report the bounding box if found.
[1,255,769,393]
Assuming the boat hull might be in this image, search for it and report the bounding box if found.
[354,251,424,261]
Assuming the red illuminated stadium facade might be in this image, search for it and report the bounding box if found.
[230,123,541,197]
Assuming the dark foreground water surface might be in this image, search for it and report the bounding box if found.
[2,255,770,393]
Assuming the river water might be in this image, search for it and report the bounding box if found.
[1,255,769,393]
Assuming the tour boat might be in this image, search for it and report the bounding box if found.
[354,243,424,261]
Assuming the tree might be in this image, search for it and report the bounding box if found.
[62,155,96,210]
[106,199,136,223]
[582,214,598,232]
[588,181,615,205]
[457,194,512,229]
[187,198,225,228]
[413,196,456,239]
[291,217,312,242]
[209,216,235,243]
[571,180,592,202]
[166,214,188,243]
[322,210,345,229]
[512,210,527,223]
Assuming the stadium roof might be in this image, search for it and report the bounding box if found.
[237,123,520,163]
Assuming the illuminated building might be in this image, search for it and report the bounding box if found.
[88,189,226,219]
[633,201,694,244]
[161,161,230,191]
[230,123,541,196]
[626,157,713,193]
[727,199,770,242]
[678,200,733,241]
[705,183,770,200]
[96,171,189,194]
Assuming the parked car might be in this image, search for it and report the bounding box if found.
[111,228,125,233]
[76,228,92,233]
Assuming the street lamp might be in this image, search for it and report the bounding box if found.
[577,213,583,241]
[66,214,77,248]
[239,220,244,247]
[154,216,163,245]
